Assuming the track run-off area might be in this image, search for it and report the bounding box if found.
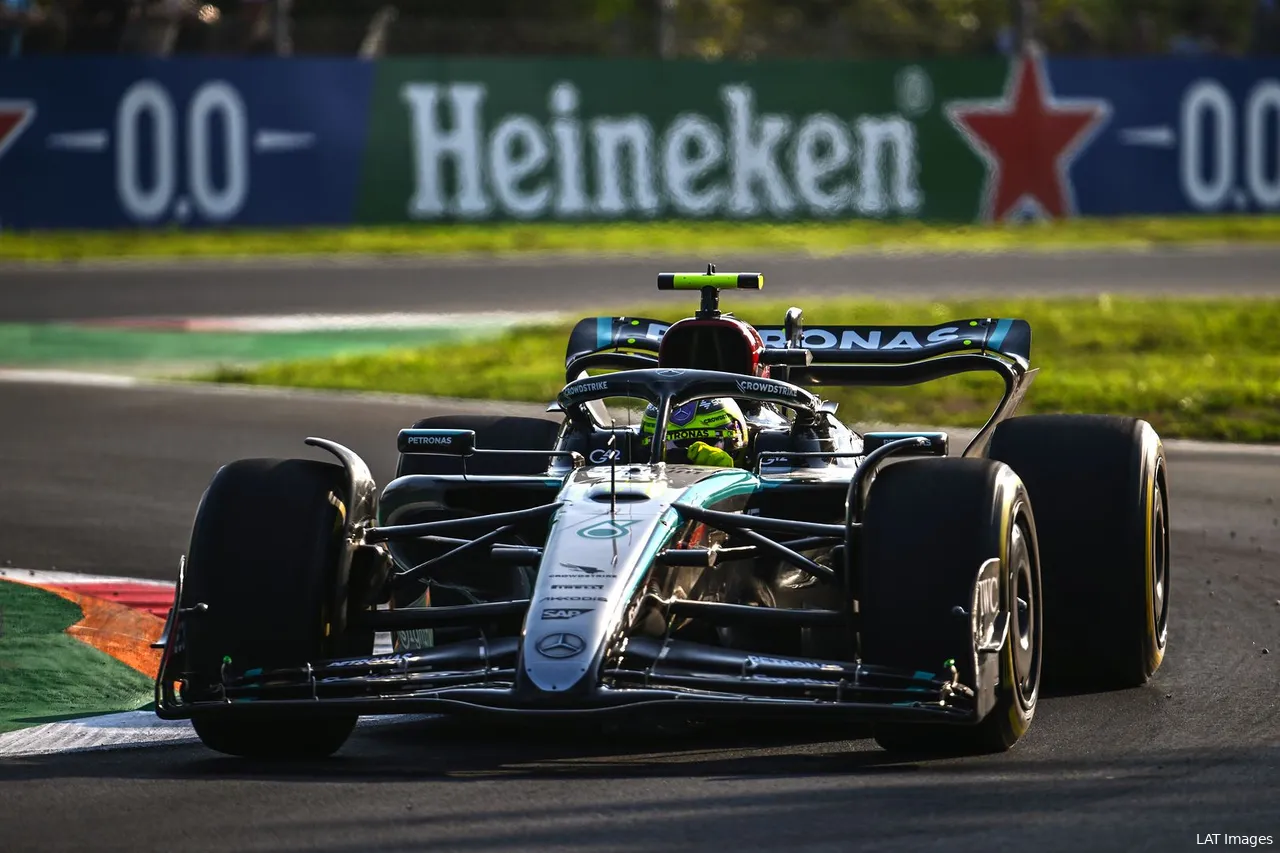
[0,249,1278,852]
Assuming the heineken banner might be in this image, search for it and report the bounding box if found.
[1,52,1278,229]
[357,56,997,223]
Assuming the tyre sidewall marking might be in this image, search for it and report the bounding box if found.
[997,468,1038,736]
[1143,431,1168,676]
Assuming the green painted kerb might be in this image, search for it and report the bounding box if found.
[0,583,153,734]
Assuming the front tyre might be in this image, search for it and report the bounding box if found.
[178,458,372,759]
[859,459,1043,755]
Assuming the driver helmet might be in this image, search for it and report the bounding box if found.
[640,398,748,463]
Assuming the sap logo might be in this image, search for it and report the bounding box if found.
[589,448,622,464]
[542,608,592,620]
[736,379,797,397]
[407,435,454,445]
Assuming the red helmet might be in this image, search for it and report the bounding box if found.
[658,317,766,377]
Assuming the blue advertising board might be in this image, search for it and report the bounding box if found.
[1047,57,1280,217]
[0,58,373,229]
[0,54,1277,229]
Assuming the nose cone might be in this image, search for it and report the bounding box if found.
[520,630,597,694]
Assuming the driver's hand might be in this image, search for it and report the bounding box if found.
[686,441,734,467]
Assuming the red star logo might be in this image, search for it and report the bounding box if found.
[946,49,1109,221]
[0,100,36,163]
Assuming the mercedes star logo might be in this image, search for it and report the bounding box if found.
[536,633,586,659]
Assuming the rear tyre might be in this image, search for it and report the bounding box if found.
[179,458,372,759]
[859,459,1042,756]
[396,414,563,477]
[986,415,1169,691]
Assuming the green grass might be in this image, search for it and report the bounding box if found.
[0,583,154,734]
[207,296,1280,444]
[4,216,1280,261]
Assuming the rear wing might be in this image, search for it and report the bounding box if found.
[564,313,1036,458]
[566,316,1032,371]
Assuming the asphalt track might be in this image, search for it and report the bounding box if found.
[4,246,1280,321]
[1,250,1278,852]
[0,378,1278,852]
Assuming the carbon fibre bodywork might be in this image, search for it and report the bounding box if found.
[154,279,1038,734]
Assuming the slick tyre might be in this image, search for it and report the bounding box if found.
[396,415,563,477]
[860,459,1043,756]
[179,458,372,759]
[986,415,1169,691]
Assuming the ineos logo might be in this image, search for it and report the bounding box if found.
[536,633,586,659]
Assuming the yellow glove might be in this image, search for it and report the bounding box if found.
[686,440,735,467]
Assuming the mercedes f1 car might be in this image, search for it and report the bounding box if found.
[154,268,1171,759]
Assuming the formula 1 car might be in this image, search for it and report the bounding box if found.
[154,268,1170,759]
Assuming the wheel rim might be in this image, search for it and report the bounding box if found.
[1010,514,1041,709]
[1151,465,1170,644]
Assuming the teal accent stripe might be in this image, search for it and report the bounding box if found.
[597,317,613,349]
[630,470,762,600]
[987,318,1013,353]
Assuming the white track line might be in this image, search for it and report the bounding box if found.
[0,369,141,387]
[0,711,199,758]
[0,711,434,758]
[0,568,173,587]
[177,310,563,332]
[0,368,554,416]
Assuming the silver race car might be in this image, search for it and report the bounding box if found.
[154,269,1170,759]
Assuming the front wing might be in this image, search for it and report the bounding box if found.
[156,635,979,725]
